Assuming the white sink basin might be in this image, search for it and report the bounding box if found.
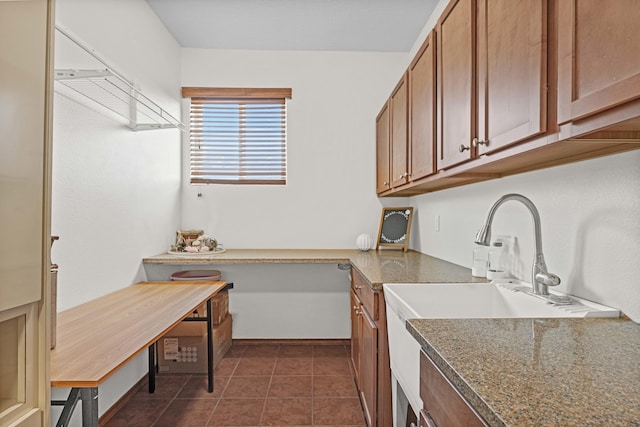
[383,280,619,426]
[384,280,620,322]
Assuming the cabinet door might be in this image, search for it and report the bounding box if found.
[350,290,361,385]
[0,0,48,311]
[558,0,640,124]
[420,351,486,427]
[437,0,477,170]
[376,103,391,194]
[409,32,436,181]
[477,0,547,155]
[359,307,378,427]
[390,75,409,188]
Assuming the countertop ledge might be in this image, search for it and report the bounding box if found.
[143,248,484,290]
[407,318,640,427]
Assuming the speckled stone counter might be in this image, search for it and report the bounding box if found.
[407,318,640,426]
[143,249,482,290]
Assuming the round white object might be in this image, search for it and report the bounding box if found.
[356,234,373,251]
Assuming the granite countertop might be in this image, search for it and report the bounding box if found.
[143,249,483,290]
[407,318,640,426]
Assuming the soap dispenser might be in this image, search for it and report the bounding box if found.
[487,240,508,279]
[472,244,488,277]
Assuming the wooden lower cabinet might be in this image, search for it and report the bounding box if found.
[359,305,378,426]
[420,350,487,427]
[350,269,392,427]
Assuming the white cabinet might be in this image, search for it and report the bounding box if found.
[0,1,53,426]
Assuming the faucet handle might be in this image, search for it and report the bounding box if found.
[535,271,561,287]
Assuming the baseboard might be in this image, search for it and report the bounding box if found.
[98,376,146,426]
[233,338,350,346]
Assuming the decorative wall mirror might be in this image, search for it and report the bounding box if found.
[376,207,414,252]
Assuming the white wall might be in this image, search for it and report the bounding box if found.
[51,0,183,424]
[145,263,353,339]
[177,49,410,340]
[180,48,409,248]
[410,152,640,322]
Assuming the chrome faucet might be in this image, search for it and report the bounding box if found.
[475,194,561,296]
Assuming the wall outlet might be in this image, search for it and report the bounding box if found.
[434,215,440,232]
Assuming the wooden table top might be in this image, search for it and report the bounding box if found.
[50,281,225,388]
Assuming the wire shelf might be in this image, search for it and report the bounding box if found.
[54,26,186,132]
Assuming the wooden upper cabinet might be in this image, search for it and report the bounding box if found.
[375,103,391,194]
[408,32,437,181]
[476,0,547,155]
[557,0,640,124]
[390,75,409,188]
[437,0,477,170]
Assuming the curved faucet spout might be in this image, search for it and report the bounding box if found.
[475,193,560,296]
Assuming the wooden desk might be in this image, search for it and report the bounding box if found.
[51,281,225,427]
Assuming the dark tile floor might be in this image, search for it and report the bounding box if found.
[104,343,366,427]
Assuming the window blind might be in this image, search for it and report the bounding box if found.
[184,88,291,185]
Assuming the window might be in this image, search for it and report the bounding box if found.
[182,87,292,185]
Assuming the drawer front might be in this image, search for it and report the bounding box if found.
[420,351,486,427]
[351,269,379,321]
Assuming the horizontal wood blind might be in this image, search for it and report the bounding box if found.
[185,88,291,185]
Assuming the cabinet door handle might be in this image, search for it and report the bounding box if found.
[354,285,362,290]
[472,137,489,147]
[398,172,408,179]
[459,144,470,153]
[383,181,389,186]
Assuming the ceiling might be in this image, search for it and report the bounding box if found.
[146,0,438,52]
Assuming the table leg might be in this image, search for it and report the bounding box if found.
[54,387,99,427]
[80,388,99,427]
[206,297,214,393]
[54,388,80,427]
[148,342,156,393]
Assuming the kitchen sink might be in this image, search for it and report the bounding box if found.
[383,280,620,426]
[384,280,620,322]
